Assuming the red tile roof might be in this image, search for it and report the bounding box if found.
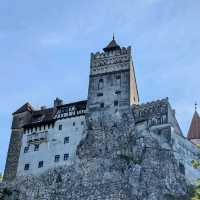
[187,111,200,140]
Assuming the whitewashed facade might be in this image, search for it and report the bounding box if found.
[17,101,86,176]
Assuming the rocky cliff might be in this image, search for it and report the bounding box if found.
[1,108,200,200]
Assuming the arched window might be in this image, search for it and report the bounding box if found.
[98,79,104,90]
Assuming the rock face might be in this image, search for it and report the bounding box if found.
[1,108,200,200]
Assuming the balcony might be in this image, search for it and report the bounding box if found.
[27,131,48,144]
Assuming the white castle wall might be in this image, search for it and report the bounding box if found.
[17,116,85,176]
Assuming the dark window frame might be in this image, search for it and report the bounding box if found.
[64,136,69,144]
[38,161,44,168]
[34,144,39,151]
[64,153,69,161]
[24,164,30,171]
[55,155,60,162]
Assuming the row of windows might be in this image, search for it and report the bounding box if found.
[24,154,69,171]
[100,100,119,108]
[97,90,121,97]
[24,137,70,153]
[97,76,121,90]
[26,123,54,134]
[26,121,84,134]
[58,121,84,131]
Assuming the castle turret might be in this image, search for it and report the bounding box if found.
[3,103,33,181]
[87,36,139,121]
[187,103,200,145]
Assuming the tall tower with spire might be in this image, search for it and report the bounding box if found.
[87,36,139,120]
[187,103,200,145]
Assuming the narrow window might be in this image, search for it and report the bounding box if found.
[64,154,69,161]
[34,144,39,151]
[35,127,37,132]
[59,124,62,130]
[114,100,118,107]
[24,146,29,153]
[48,124,50,129]
[73,122,75,126]
[116,75,121,85]
[55,155,60,162]
[39,126,41,131]
[100,103,104,108]
[38,161,43,168]
[98,79,104,90]
[24,164,30,171]
[52,123,55,129]
[64,137,69,144]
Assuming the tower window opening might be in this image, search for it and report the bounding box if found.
[100,103,104,108]
[98,79,104,90]
[114,100,118,107]
[24,164,30,171]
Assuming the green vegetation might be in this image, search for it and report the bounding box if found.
[189,180,200,200]
[0,173,2,182]
[192,160,200,169]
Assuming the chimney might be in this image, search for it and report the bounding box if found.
[41,106,47,110]
[54,98,63,107]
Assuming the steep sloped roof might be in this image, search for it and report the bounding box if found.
[187,111,200,140]
[103,36,121,52]
[13,102,34,115]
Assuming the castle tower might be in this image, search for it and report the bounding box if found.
[187,103,200,145]
[3,103,33,181]
[87,36,139,119]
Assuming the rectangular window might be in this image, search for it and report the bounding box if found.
[73,122,75,126]
[100,103,104,108]
[59,124,62,130]
[55,155,60,162]
[97,93,103,97]
[64,137,69,144]
[24,146,29,153]
[81,121,84,125]
[115,90,121,95]
[114,100,118,107]
[64,154,69,161]
[38,161,43,168]
[24,164,30,171]
[34,144,39,151]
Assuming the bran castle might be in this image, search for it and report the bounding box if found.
[3,36,200,194]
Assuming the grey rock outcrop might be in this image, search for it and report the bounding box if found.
[1,108,200,200]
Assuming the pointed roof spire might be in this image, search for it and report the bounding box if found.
[187,104,200,140]
[195,102,198,111]
[103,34,121,52]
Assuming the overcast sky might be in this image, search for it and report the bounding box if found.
[0,0,200,173]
